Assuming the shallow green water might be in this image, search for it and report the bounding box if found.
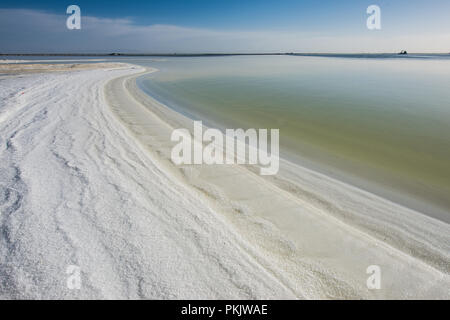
[136,55,450,220]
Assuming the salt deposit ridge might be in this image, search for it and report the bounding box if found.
[0,63,448,299]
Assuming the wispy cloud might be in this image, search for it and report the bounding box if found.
[1,8,449,53]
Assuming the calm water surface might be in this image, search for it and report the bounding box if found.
[134,55,450,221]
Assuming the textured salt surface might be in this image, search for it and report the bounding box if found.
[0,65,297,299]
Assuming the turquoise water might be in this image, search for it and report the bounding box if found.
[134,55,450,220]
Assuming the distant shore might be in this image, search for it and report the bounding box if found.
[1,52,450,58]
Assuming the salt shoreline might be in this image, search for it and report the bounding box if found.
[108,65,450,298]
[0,62,448,299]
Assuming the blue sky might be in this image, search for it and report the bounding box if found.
[1,0,450,53]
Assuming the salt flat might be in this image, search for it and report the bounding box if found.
[0,62,448,299]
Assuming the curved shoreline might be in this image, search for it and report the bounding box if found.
[105,66,450,298]
[1,63,304,299]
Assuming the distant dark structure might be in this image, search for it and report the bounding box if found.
[398,50,408,55]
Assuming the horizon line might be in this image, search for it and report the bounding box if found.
[2,52,450,57]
